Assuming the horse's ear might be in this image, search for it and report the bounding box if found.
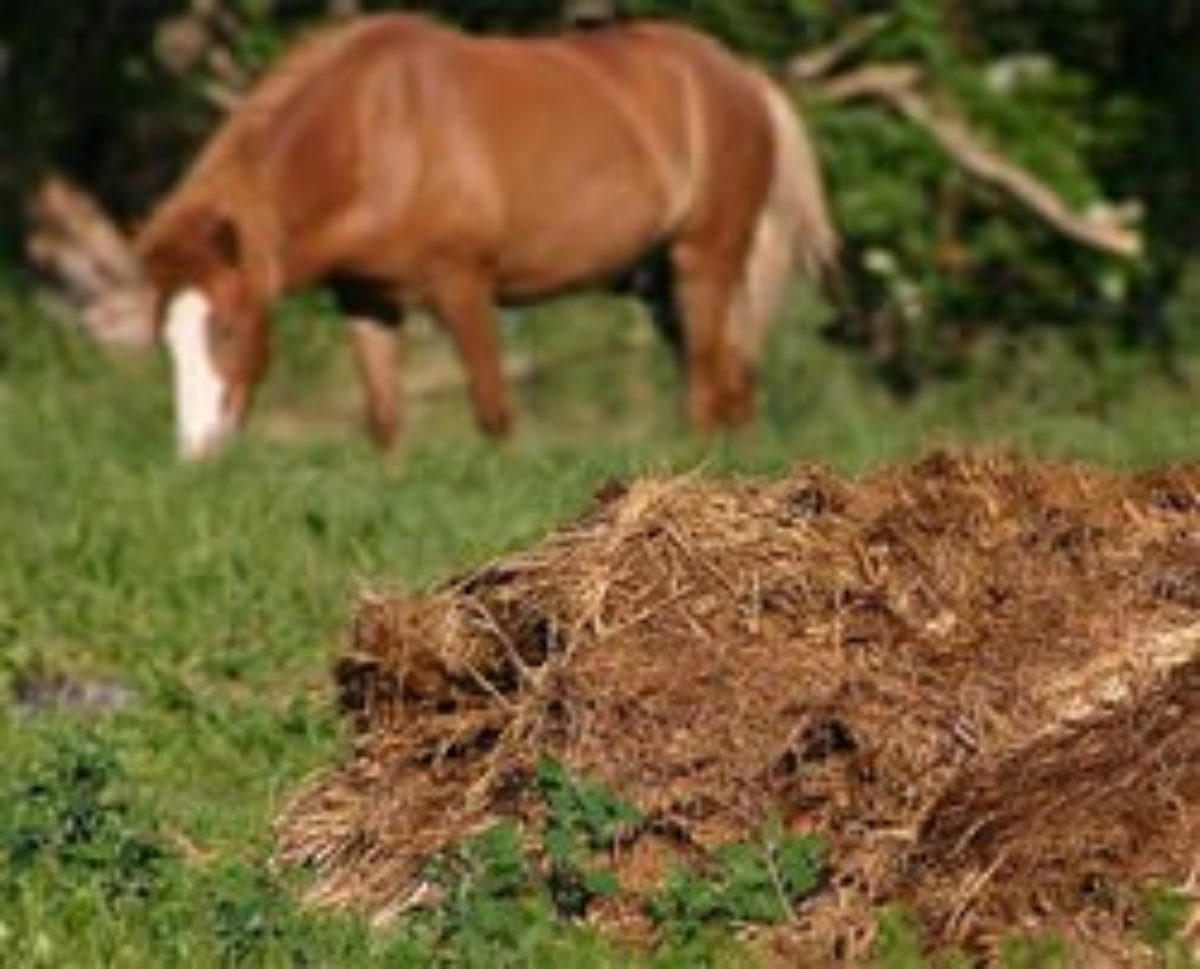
[137,206,242,297]
[178,207,241,268]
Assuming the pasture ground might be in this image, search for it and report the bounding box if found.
[0,285,1198,965]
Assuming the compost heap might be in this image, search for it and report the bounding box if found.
[277,452,1200,962]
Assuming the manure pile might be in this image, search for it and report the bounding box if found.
[277,453,1199,962]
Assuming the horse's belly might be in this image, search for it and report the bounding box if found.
[496,244,655,300]
[492,184,668,299]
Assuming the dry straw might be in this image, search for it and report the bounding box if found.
[276,452,1199,962]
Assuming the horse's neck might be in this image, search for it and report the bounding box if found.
[238,211,285,305]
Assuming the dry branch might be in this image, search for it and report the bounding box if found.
[810,63,1142,258]
[25,176,155,347]
[786,14,892,82]
[26,176,141,291]
[154,2,253,112]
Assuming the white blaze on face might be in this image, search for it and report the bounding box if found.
[163,289,229,460]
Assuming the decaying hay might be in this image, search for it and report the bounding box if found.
[276,452,1199,962]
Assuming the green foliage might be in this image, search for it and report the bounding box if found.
[648,819,825,938]
[424,822,539,936]
[999,933,1070,969]
[412,779,643,965]
[622,0,832,60]
[538,756,641,855]
[418,821,607,965]
[1140,885,1197,969]
[537,755,640,916]
[872,905,930,969]
[223,0,294,73]
[419,757,643,950]
[206,865,321,966]
[0,732,171,904]
[872,906,1073,969]
[0,1,185,242]
[808,5,1156,379]
[419,765,823,955]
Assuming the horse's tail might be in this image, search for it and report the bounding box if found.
[736,74,839,360]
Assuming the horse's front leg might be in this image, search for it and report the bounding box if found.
[348,317,403,452]
[425,269,513,438]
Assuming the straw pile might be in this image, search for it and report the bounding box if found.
[276,452,1199,962]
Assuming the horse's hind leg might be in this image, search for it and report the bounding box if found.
[424,268,513,438]
[671,241,755,430]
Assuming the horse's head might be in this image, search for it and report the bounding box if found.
[140,207,270,461]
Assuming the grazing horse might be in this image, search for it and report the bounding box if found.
[137,13,836,460]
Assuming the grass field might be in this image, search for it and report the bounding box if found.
[0,286,1196,966]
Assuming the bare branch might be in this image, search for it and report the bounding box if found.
[817,63,922,102]
[786,14,892,82]
[812,64,1143,258]
[26,177,142,290]
[200,80,244,112]
[25,176,156,348]
[154,2,253,113]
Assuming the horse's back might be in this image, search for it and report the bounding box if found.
[404,20,774,294]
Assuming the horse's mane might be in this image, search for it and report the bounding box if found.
[139,14,431,252]
[192,17,423,178]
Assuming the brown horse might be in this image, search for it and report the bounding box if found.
[137,13,836,460]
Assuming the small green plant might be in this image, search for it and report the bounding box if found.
[422,820,556,957]
[421,820,622,965]
[871,906,986,969]
[872,905,930,969]
[420,763,798,962]
[1000,932,1070,969]
[0,732,172,903]
[536,755,642,917]
[1141,885,1196,969]
[647,818,826,939]
[208,865,307,966]
[425,821,534,922]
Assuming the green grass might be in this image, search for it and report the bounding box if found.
[0,285,1196,966]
